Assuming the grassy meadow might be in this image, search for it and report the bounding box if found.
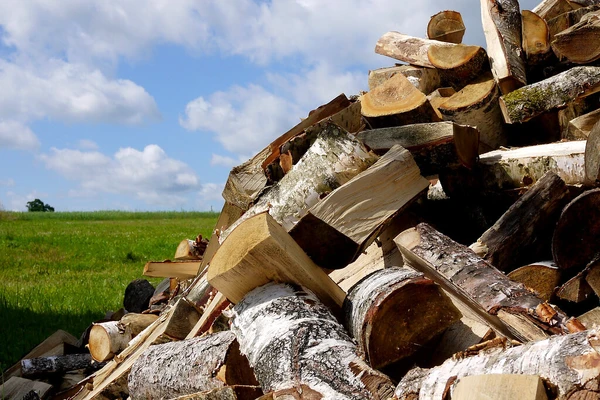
[0,210,219,372]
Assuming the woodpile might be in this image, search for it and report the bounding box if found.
[5,1,600,399]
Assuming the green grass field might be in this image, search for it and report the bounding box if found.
[0,210,219,372]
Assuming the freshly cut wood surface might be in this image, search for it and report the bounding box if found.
[577,306,600,328]
[185,292,230,339]
[427,43,489,89]
[429,316,493,366]
[586,120,600,181]
[208,212,345,309]
[200,202,246,273]
[175,239,202,260]
[507,262,561,302]
[585,259,600,297]
[143,260,200,279]
[0,376,53,400]
[569,107,600,139]
[427,10,465,43]
[552,10,600,63]
[368,65,441,94]
[552,188,600,272]
[230,283,395,400]
[522,10,551,63]
[533,0,576,21]
[290,145,429,269]
[556,272,594,302]
[547,4,600,38]
[452,374,549,400]
[394,329,600,400]
[343,267,460,369]
[427,87,456,119]
[499,66,600,124]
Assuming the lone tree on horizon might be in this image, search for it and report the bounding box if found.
[26,198,55,212]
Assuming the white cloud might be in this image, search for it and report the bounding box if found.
[77,139,99,150]
[197,183,225,211]
[0,120,40,150]
[40,144,199,207]
[5,190,48,211]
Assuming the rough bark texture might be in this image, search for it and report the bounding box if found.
[395,223,574,342]
[499,66,600,123]
[585,120,600,181]
[21,354,94,377]
[374,32,440,68]
[128,332,258,400]
[394,329,600,400]
[342,267,461,369]
[551,10,600,63]
[230,283,395,400]
[427,10,465,43]
[471,171,571,272]
[123,279,155,313]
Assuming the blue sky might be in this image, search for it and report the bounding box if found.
[0,0,538,212]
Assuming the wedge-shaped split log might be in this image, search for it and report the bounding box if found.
[533,0,577,21]
[128,331,259,400]
[290,145,430,269]
[452,374,549,400]
[208,212,346,309]
[394,329,600,400]
[230,283,395,400]
[368,65,441,94]
[552,10,600,63]
[547,4,600,39]
[507,261,561,302]
[342,267,461,369]
[395,223,576,342]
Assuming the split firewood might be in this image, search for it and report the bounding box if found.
[208,212,346,309]
[342,267,461,369]
[427,87,456,119]
[586,120,600,181]
[499,66,600,124]
[470,172,571,272]
[557,96,598,140]
[128,331,258,400]
[186,292,231,339]
[522,10,552,67]
[585,259,600,297]
[200,202,245,272]
[88,313,158,362]
[394,329,600,400]
[437,72,506,151]
[552,10,600,63]
[395,223,576,342]
[0,376,54,400]
[569,107,600,139]
[533,0,577,21]
[569,0,600,6]
[552,189,600,273]
[289,145,429,269]
[219,122,377,244]
[230,283,395,399]
[507,262,562,302]
[481,0,527,94]
[368,65,441,94]
[451,374,549,400]
[427,10,465,43]
[175,236,208,261]
[21,353,95,377]
[547,4,600,38]
[163,297,201,340]
[143,260,201,279]
[361,73,440,128]
[356,122,480,175]
[577,306,600,328]
[556,271,595,302]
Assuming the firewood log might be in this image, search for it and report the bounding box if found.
[499,66,600,124]
[481,0,527,94]
[427,10,465,43]
[547,4,600,38]
[128,332,258,400]
[394,329,600,400]
[368,65,441,94]
[395,223,575,342]
[569,107,600,139]
[342,267,461,369]
[577,306,600,328]
[586,120,600,181]
[437,72,506,151]
[427,87,456,119]
[585,259,600,297]
[200,202,245,272]
[289,145,429,269]
[175,238,205,260]
[21,353,95,377]
[552,10,600,63]
[123,279,154,314]
[143,260,201,279]
[0,377,53,400]
[522,10,552,67]
[168,386,264,400]
[556,272,595,302]
[533,0,577,21]
[451,374,549,400]
[470,172,571,272]
[356,122,479,175]
[570,0,600,6]
[186,292,230,339]
[507,262,562,302]
[230,283,395,400]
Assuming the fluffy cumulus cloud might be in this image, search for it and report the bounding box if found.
[0,120,40,150]
[39,144,199,207]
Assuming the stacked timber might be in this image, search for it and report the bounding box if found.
[7,1,600,399]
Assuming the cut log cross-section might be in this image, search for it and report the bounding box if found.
[290,145,430,269]
[368,65,441,94]
[547,4,600,39]
[586,120,600,181]
[427,10,466,43]
[342,267,461,369]
[552,10,600,63]
[230,283,395,400]
[507,262,562,302]
[522,10,552,66]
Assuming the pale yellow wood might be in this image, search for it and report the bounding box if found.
[452,374,548,400]
[185,291,228,339]
[207,212,345,309]
[0,376,53,400]
[577,307,600,329]
[175,239,201,260]
[143,260,201,279]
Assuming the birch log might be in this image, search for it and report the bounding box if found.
[128,331,258,400]
[395,223,575,342]
[219,122,377,244]
[470,171,571,272]
[552,10,600,63]
[368,65,441,94]
[394,329,600,400]
[499,66,600,124]
[289,145,429,269]
[21,354,94,377]
[342,267,461,369]
[427,11,465,43]
[481,0,527,94]
[230,283,395,400]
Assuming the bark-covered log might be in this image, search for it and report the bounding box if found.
[552,10,600,63]
[394,329,600,400]
[395,223,575,342]
[533,0,577,21]
[342,267,461,369]
[499,66,600,124]
[427,10,465,43]
[356,122,479,175]
[220,122,377,243]
[481,0,527,94]
[289,145,429,269]
[230,283,395,400]
[507,262,562,302]
[586,120,600,181]
[128,331,258,400]
[470,171,571,272]
[21,353,95,377]
[368,65,441,94]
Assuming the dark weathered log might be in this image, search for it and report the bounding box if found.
[342,267,461,369]
[394,329,600,400]
[123,279,154,313]
[552,189,600,272]
[481,0,527,94]
[21,353,94,377]
[395,223,575,342]
[128,331,258,400]
[289,145,429,269]
[427,10,465,43]
[470,172,571,272]
[368,65,441,94]
[507,262,561,302]
[230,283,395,400]
[533,0,577,21]
[552,10,600,63]
[586,120,600,181]
[499,66,600,124]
